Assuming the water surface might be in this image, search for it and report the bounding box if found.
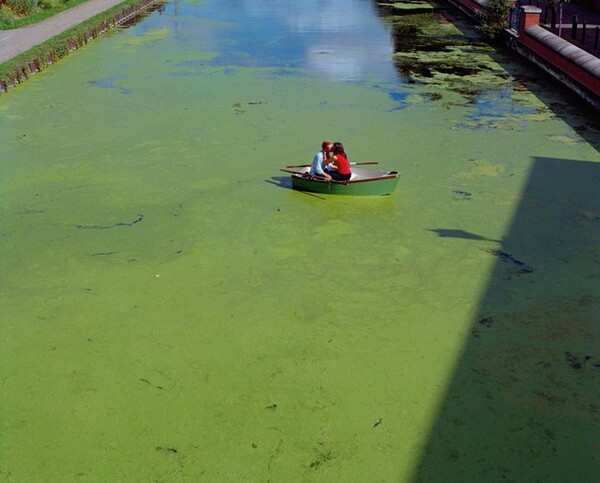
[1,0,599,480]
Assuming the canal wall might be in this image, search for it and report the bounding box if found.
[445,0,600,110]
[0,0,163,93]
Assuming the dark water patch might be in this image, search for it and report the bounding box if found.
[308,450,334,470]
[394,55,498,84]
[156,446,178,454]
[90,251,119,257]
[139,378,163,389]
[578,295,600,306]
[164,70,202,78]
[564,352,599,370]
[16,209,44,215]
[487,249,533,274]
[89,76,132,95]
[477,315,494,327]
[387,90,411,110]
[389,22,465,54]
[76,214,144,230]
[452,189,471,200]
[389,91,409,102]
[573,209,600,227]
[464,91,541,123]
[269,68,303,78]
[232,100,267,114]
[176,59,209,68]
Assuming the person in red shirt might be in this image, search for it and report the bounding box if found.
[325,142,352,181]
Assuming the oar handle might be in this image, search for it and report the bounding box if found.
[285,161,379,168]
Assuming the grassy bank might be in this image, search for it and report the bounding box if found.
[0,0,162,92]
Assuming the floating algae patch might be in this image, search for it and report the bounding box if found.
[379,2,540,115]
[382,8,554,130]
[393,38,508,98]
[107,26,173,54]
[452,158,506,180]
[547,134,584,145]
[122,26,171,46]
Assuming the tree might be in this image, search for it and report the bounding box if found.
[477,0,512,39]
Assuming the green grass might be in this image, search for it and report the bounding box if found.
[0,0,91,29]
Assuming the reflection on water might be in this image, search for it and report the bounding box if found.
[168,0,398,81]
[0,0,599,480]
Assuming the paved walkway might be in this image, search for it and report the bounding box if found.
[0,0,124,63]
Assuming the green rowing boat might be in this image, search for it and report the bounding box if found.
[281,166,399,196]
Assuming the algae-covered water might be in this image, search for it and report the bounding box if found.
[1,0,599,480]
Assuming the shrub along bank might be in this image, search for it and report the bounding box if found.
[0,0,89,29]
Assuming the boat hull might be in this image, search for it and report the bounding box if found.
[289,167,399,196]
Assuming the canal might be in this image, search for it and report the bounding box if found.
[1,0,599,480]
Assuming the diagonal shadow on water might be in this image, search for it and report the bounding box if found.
[428,228,503,243]
[412,156,600,481]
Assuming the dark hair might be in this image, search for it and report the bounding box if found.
[332,142,346,156]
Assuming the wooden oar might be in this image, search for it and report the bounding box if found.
[285,161,379,168]
[280,168,303,175]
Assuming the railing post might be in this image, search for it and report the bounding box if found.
[571,15,578,39]
[518,5,542,34]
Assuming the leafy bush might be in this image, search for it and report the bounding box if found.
[0,5,17,26]
[477,0,511,39]
[39,0,61,9]
[0,0,86,28]
[7,0,39,15]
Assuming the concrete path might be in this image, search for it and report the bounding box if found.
[0,0,125,63]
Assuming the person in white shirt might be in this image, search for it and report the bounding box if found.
[309,140,333,180]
